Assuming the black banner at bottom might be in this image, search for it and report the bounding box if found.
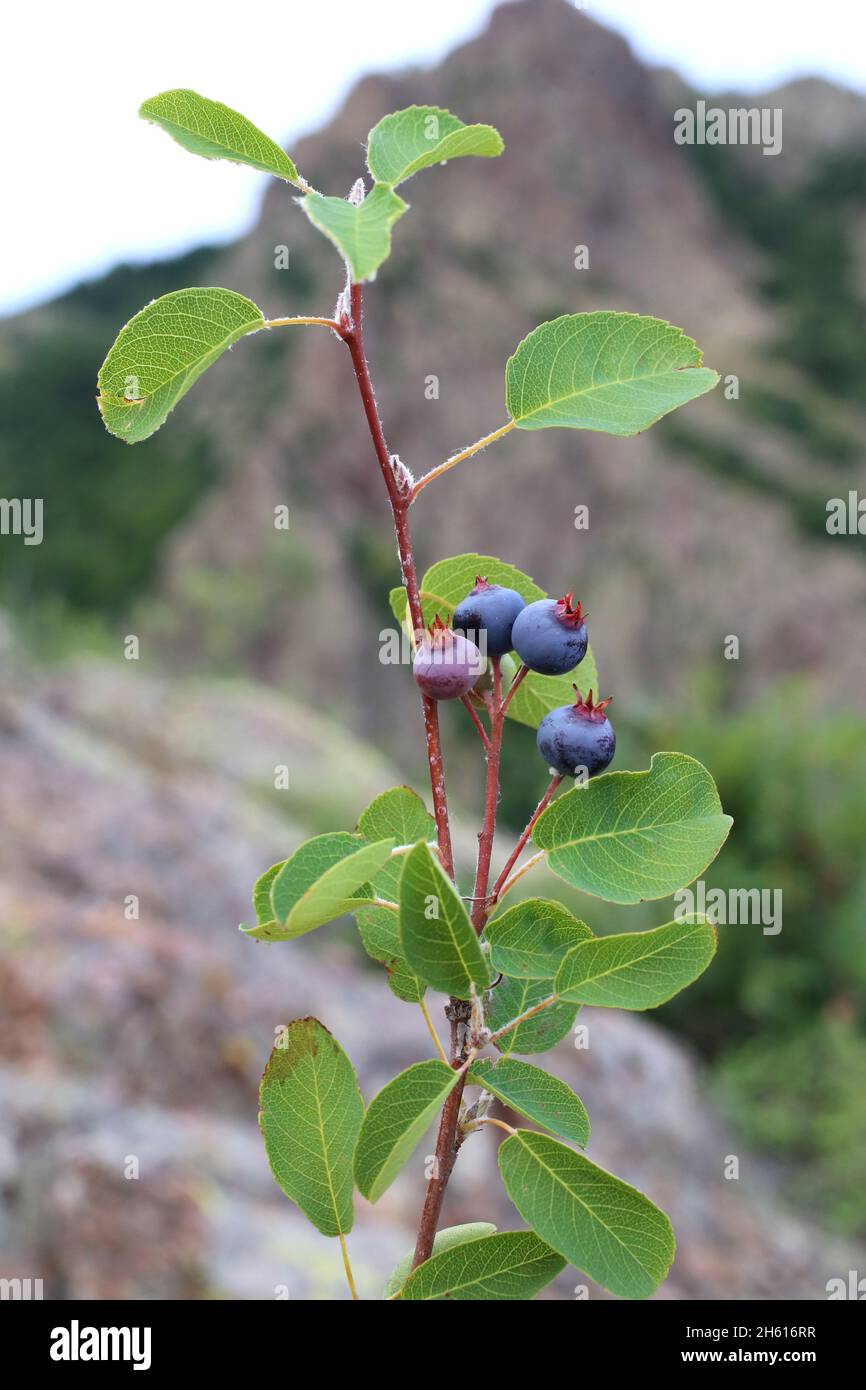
[1,1296,860,1375]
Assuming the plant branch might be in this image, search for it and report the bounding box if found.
[470,658,505,935]
[497,848,546,901]
[343,282,455,880]
[488,772,562,907]
[460,696,491,751]
[409,420,516,501]
[343,280,468,1272]
[500,662,529,716]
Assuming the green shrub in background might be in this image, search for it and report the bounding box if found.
[652,679,866,1232]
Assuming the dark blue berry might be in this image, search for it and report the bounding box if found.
[511,593,587,675]
[452,576,526,657]
[537,689,615,778]
[413,617,483,700]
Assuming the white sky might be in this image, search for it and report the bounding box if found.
[2,0,864,315]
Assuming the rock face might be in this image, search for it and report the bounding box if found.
[1,651,860,1299]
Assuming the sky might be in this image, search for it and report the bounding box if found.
[2,0,864,315]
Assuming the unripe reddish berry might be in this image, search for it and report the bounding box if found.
[413,616,483,700]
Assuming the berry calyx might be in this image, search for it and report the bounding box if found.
[553,593,586,627]
[570,688,612,720]
[452,576,526,657]
[413,615,483,701]
[536,686,615,778]
[511,592,588,675]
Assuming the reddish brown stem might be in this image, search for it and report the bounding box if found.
[500,661,529,716]
[343,280,465,1269]
[411,666,510,1264]
[460,695,491,751]
[488,772,563,907]
[470,658,505,935]
[344,283,454,879]
[410,1001,473,1270]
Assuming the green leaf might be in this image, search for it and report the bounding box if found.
[468,1058,590,1147]
[357,912,425,1003]
[354,1059,459,1202]
[253,862,284,923]
[355,788,434,1003]
[398,841,491,999]
[388,553,598,730]
[554,919,717,1010]
[487,975,577,1056]
[259,1018,364,1237]
[383,1222,496,1299]
[301,184,408,283]
[532,752,732,905]
[506,311,719,434]
[399,1231,565,1301]
[97,287,264,443]
[357,786,434,845]
[139,89,300,184]
[238,858,285,936]
[242,832,393,942]
[498,1130,675,1299]
[485,898,591,979]
[366,105,503,187]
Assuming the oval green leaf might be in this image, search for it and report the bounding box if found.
[399,841,491,998]
[554,918,717,1010]
[140,89,300,183]
[532,751,732,904]
[399,1231,565,1301]
[506,311,719,435]
[302,184,408,283]
[487,975,577,1056]
[242,832,394,942]
[355,788,434,1002]
[366,105,503,187]
[97,287,264,443]
[499,1130,675,1299]
[383,1222,496,1299]
[259,1017,364,1237]
[355,1059,459,1202]
[387,553,598,730]
[238,857,285,937]
[468,1057,589,1146]
[485,898,591,978]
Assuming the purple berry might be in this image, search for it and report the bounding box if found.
[413,617,483,700]
[452,576,526,657]
[537,689,615,778]
[512,593,588,675]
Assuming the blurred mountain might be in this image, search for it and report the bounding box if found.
[2,0,865,761]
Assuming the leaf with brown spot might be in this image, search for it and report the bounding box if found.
[259,1018,364,1237]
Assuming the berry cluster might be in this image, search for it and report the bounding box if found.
[412,575,615,779]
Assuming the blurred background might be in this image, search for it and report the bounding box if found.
[1,0,865,1299]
